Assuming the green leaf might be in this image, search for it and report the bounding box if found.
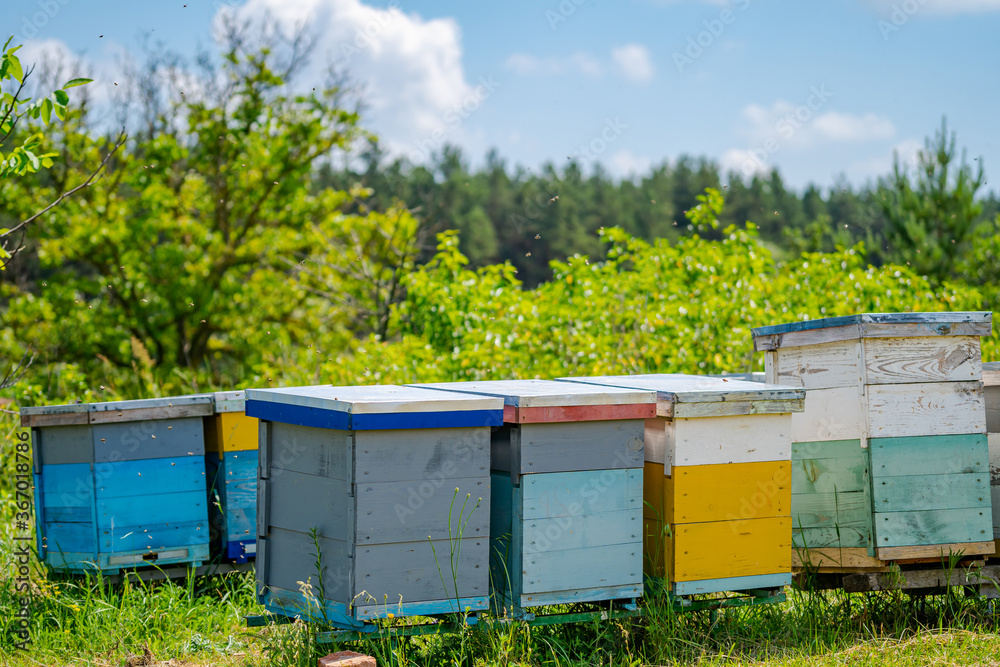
[53,103,66,121]
[53,89,69,105]
[26,150,39,171]
[62,78,93,89]
[40,98,52,124]
[7,54,23,83]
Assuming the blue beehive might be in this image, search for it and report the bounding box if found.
[204,390,258,563]
[246,384,504,629]
[412,380,656,619]
[22,395,213,573]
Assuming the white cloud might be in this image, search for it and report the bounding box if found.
[608,149,652,177]
[505,52,602,77]
[611,44,654,83]
[223,0,479,160]
[720,147,770,177]
[867,0,1000,14]
[736,99,896,148]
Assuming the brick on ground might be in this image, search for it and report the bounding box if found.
[318,650,377,667]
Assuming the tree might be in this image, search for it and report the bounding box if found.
[878,118,984,282]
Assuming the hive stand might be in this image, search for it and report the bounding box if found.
[559,374,803,600]
[752,312,994,572]
[23,395,213,574]
[412,379,656,621]
[246,385,503,631]
[204,390,259,563]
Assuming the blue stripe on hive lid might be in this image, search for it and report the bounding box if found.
[751,311,992,338]
[556,373,804,406]
[244,385,504,431]
[407,379,656,408]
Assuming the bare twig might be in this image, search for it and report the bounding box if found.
[0,349,34,391]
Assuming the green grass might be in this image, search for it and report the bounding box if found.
[2,561,1000,666]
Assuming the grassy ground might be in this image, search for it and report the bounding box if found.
[2,564,1000,666]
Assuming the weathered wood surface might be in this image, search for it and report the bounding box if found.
[262,526,351,603]
[205,411,258,453]
[94,457,206,498]
[671,516,791,581]
[643,418,671,467]
[20,403,90,427]
[791,491,870,530]
[414,379,655,408]
[791,387,866,443]
[672,399,803,418]
[503,403,655,424]
[521,469,642,519]
[864,337,982,384]
[874,507,992,547]
[559,374,803,413]
[793,525,870,550]
[522,542,641,594]
[792,547,887,571]
[523,510,640,553]
[213,390,246,413]
[97,490,206,527]
[876,541,996,561]
[866,381,985,437]
[671,413,792,467]
[670,461,790,524]
[765,340,862,390]
[673,573,792,596]
[843,564,1000,593]
[93,417,205,462]
[99,519,208,552]
[517,420,644,473]
[752,312,992,350]
[515,584,642,608]
[267,422,350,480]
[986,386,1000,433]
[872,473,990,513]
[36,425,94,465]
[984,362,1000,385]
[266,469,349,539]
[869,434,988,477]
[354,427,489,482]
[246,384,502,415]
[89,403,214,424]
[355,477,490,543]
[354,537,489,605]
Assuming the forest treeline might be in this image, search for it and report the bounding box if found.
[1,33,998,404]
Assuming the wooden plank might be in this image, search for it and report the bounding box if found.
[89,403,213,424]
[670,413,792,467]
[93,417,206,463]
[791,457,867,496]
[42,504,91,523]
[866,381,985,438]
[643,418,670,467]
[792,547,885,570]
[869,434,988,477]
[268,422,350,480]
[35,425,94,464]
[643,517,668,579]
[94,457,206,498]
[984,362,1000,385]
[39,462,93,497]
[754,324,862,352]
[767,340,862,390]
[517,584,643,608]
[20,403,91,428]
[985,386,1000,433]
[99,519,208,552]
[672,516,791,581]
[522,542,642,594]
[791,491,870,528]
[844,563,1000,593]
[872,473,990,513]
[793,526,870,550]
[265,469,349,541]
[206,411,259,453]
[753,312,991,348]
[518,420,644,473]
[354,537,489,605]
[521,469,642,520]
[355,476,490,544]
[992,486,1000,537]
[863,336,982,384]
[791,387,866,443]
[670,461,790,524]
[42,522,96,554]
[673,573,791,596]
[355,427,490,483]
[504,403,655,424]
[559,374,803,406]
[874,507,993,547]
[523,510,641,553]
[876,541,996,561]
[792,439,864,461]
[673,399,803,418]
[260,526,351,604]
[643,462,665,520]
[219,478,256,510]
[96,491,207,528]
[212,390,247,413]
[861,321,992,339]
[414,379,656,408]
[219,451,258,481]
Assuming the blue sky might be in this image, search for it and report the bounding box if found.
[13,0,1000,191]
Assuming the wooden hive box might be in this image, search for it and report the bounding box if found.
[204,390,258,563]
[412,379,656,618]
[22,395,214,573]
[559,374,803,596]
[752,311,994,568]
[246,385,503,629]
[984,362,1000,548]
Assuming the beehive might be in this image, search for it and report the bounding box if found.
[246,385,503,629]
[560,374,803,596]
[753,312,994,566]
[413,380,656,617]
[204,390,258,563]
[984,362,1000,546]
[22,395,213,573]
